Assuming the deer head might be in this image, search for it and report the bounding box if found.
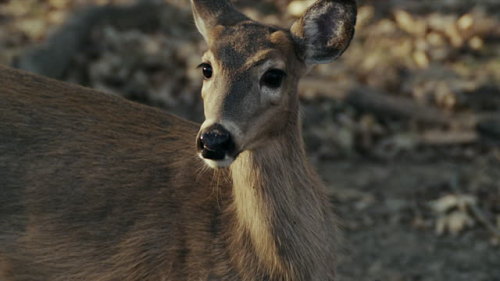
[192,0,357,168]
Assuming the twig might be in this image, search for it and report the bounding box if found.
[469,201,500,239]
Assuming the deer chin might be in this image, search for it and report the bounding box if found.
[198,144,243,169]
[200,154,235,169]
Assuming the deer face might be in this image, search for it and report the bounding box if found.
[196,24,304,168]
[192,0,357,168]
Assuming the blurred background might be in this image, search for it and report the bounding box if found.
[1,0,499,280]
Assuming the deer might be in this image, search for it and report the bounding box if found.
[0,0,356,280]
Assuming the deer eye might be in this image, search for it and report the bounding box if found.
[198,63,213,79]
[261,69,286,89]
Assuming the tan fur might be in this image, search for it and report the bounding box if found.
[231,152,284,275]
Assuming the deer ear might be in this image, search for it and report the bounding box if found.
[290,0,357,65]
[191,0,248,43]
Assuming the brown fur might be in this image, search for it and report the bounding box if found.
[0,64,223,281]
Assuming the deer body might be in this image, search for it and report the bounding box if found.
[0,1,356,280]
[0,65,212,280]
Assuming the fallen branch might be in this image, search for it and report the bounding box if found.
[418,130,478,145]
[346,86,452,125]
[299,79,451,125]
[300,78,500,141]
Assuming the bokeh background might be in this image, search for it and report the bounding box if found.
[1,0,499,280]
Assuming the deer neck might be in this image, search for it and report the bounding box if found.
[228,115,334,279]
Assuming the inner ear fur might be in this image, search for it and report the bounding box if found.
[290,0,357,65]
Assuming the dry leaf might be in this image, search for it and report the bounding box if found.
[431,194,478,236]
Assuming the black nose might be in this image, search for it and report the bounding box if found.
[197,124,234,160]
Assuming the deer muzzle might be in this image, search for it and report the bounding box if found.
[197,123,236,167]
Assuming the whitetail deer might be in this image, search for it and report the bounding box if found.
[0,0,356,280]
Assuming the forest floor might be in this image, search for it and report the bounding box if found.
[1,0,499,280]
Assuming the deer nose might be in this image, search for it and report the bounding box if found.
[197,124,234,160]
